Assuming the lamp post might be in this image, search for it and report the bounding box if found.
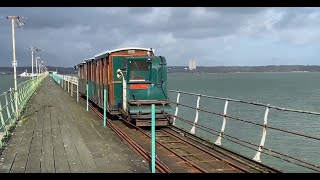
[6,15,26,114]
[30,47,41,79]
[36,57,40,78]
[40,61,44,74]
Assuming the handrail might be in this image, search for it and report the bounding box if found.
[50,74,320,172]
[0,74,47,148]
[169,90,320,116]
[169,89,320,172]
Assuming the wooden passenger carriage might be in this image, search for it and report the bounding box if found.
[77,47,155,114]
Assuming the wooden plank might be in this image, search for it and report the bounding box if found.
[1,77,151,173]
[24,92,46,173]
[25,129,42,173]
[57,106,85,173]
[43,79,85,173]
[0,115,30,173]
[0,89,38,173]
[41,106,55,173]
[50,106,70,173]
[94,157,115,173]
[61,103,98,173]
[10,131,34,173]
[10,108,38,173]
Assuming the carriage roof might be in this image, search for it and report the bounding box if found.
[94,47,154,60]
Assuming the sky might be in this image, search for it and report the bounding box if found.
[0,7,320,67]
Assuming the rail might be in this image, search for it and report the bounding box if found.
[51,74,320,172]
[169,90,320,172]
[0,74,47,148]
[50,73,158,172]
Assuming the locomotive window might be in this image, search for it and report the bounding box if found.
[122,59,127,69]
[129,61,150,82]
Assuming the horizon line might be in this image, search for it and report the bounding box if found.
[1,64,320,68]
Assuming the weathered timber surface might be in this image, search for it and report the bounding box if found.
[0,77,150,173]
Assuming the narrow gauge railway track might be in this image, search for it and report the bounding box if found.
[79,95,280,173]
[166,126,281,173]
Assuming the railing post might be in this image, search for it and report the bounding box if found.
[67,78,70,93]
[215,100,229,146]
[173,92,180,126]
[151,104,156,173]
[13,87,18,118]
[77,78,79,102]
[86,83,89,111]
[17,86,21,108]
[9,89,16,123]
[5,92,12,126]
[0,98,8,136]
[104,88,107,127]
[253,105,270,163]
[61,76,63,88]
[71,81,73,96]
[18,85,23,110]
[190,95,201,135]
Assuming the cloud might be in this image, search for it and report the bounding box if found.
[0,7,320,67]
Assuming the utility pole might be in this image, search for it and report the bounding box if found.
[6,15,26,114]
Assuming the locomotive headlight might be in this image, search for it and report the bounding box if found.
[117,69,123,79]
[147,51,151,62]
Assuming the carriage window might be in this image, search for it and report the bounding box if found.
[129,61,150,82]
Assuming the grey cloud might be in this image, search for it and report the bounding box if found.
[273,7,320,29]
[206,7,268,14]
[0,7,319,67]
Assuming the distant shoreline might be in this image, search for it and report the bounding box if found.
[1,65,320,74]
[167,71,316,74]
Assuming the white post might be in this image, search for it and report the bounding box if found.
[10,18,18,115]
[190,95,201,135]
[70,82,72,96]
[253,105,270,163]
[31,48,34,79]
[35,57,38,77]
[172,92,180,126]
[67,78,70,93]
[215,100,229,146]
[122,76,127,112]
[38,60,40,74]
[77,77,79,102]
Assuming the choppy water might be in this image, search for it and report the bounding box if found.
[168,72,320,173]
[0,75,30,126]
[1,72,320,172]
[0,75,30,94]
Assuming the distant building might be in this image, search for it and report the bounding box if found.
[188,59,196,71]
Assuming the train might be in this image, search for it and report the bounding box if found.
[76,47,172,127]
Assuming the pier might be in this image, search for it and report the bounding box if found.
[0,76,149,173]
[0,74,319,173]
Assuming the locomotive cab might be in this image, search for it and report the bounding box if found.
[77,47,172,127]
[117,56,172,126]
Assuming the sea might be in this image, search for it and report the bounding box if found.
[1,72,320,172]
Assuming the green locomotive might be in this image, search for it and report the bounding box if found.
[77,47,172,126]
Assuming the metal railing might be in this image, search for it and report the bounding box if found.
[51,73,157,173]
[51,74,79,101]
[0,75,47,148]
[50,74,320,172]
[169,90,320,172]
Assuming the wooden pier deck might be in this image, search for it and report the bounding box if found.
[0,77,150,173]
